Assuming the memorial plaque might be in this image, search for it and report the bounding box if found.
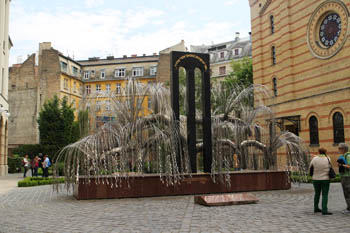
[194,193,259,206]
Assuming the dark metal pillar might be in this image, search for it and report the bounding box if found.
[202,68,212,173]
[186,68,197,173]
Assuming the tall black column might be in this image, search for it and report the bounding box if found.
[202,69,212,173]
[186,68,197,173]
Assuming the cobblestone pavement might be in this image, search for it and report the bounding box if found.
[0,180,350,233]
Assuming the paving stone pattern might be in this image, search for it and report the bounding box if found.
[0,183,349,233]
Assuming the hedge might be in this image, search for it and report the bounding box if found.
[18,177,65,187]
[8,154,23,173]
[12,144,60,161]
[291,175,342,183]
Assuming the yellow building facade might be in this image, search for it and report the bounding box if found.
[249,0,350,164]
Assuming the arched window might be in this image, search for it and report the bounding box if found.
[270,15,275,34]
[272,46,276,65]
[272,77,277,97]
[333,112,345,143]
[309,116,319,145]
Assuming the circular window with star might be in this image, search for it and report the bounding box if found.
[307,0,349,59]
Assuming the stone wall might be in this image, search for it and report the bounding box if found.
[8,54,40,146]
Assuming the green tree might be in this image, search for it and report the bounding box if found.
[223,57,253,89]
[38,96,79,149]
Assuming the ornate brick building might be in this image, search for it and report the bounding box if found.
[249,0,350,162]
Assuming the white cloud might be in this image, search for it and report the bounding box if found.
[85,0,104,8]
[225,0,239,6]
[9,2,245,64]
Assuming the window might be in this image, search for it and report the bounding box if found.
[60,62,68,72]
[115,68,126,78]
[272,77,277,97]
[148,97,152,109]
[270,15,275,34]
[116,83,121,94]
[100,69,105,79]
[11,84,16,90]
[79,84,83,95]
[84,71,90,79]
[219,66,226,75]
[132,67,144,77]
[72,66,79,76]
[150,66,157,76]
[85,85,91,95]
[63,78,68,90]
[96,101,101,111]
[106,84,111,93]
[91,70,95,76]
[235,49,239,56]
[73,82,76,93]
[333,112,345,144]
[105,100,111,111]
[220,52,225,59]
[272,46,276,65]
[309,116,319,145]
[96,84,101,93]
[137,99,142,110]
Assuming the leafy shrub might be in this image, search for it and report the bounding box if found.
[18,177,65,187]
[8,154,23,173]
[12,144,59,161]
[290,175,341,183]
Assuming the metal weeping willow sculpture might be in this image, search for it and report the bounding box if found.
[53,52,310,192]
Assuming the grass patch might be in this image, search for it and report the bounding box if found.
[18,177,65,187]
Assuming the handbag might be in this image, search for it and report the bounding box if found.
[326,157,336,179]
[309,165,314,176]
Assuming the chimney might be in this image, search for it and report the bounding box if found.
[39,42,52,55]
[131,54,137,58]
[235,32,240,41]
[123,55,127,58]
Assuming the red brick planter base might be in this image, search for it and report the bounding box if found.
[73,171,291,200]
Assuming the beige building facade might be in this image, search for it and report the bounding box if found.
[249,0,350,164]
[9,41,186,155]
[0,0,11,175]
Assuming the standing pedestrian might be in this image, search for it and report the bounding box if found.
[337,143,350,214]
[309,147,332,215]
[42,154,50,177]
[33,155,40,177]
[22,155,30,178]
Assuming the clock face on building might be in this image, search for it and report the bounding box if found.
[307,1,349,59]
[319,13,341,48]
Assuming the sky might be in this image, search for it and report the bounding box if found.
[9,0,251,64]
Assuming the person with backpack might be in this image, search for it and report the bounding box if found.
[337,143,350,214]
[42,154,50,177]
[22,154,30,178]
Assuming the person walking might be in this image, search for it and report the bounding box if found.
[310,148,332,215]
[33,156,40,177]
[42,155,50,178]
[22,155,30,178]
[337,143,350,214]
